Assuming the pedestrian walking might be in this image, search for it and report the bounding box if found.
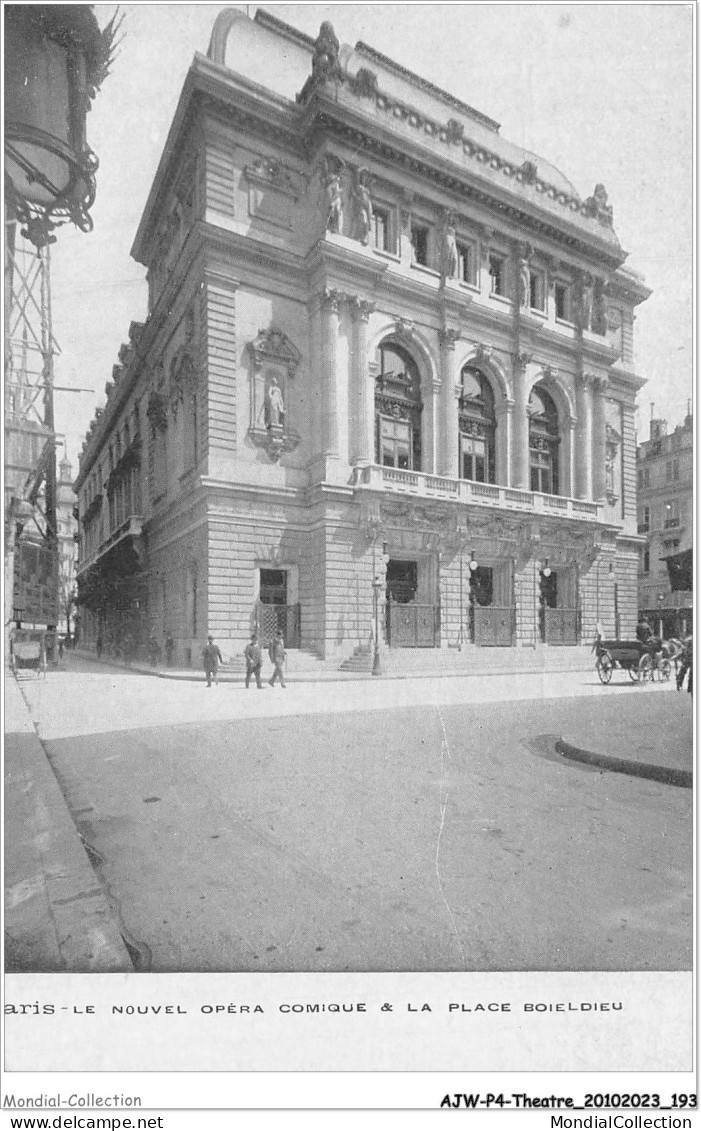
[58,636,64,662]
[96,633,103,660]
[244,632,264,688]
[202,635,223,687]
[268,631,286,687]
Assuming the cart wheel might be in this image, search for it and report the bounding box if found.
[596,652,613,684]
[638,653,653,682]
[659,658,672,682]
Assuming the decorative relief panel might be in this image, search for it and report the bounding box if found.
[243,156,304,230]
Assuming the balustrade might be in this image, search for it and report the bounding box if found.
[358,464,604,522]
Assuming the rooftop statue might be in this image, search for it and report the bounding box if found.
[311,21,341,82]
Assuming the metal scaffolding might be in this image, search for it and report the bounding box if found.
[4,220,60,627]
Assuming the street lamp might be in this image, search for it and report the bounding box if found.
[4,5,122,249]
[372,540,389,677]
[657,591,666,639]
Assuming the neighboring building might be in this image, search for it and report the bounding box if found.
[637,410,693,639]
[74,10,650,666]
[56,452,78,636]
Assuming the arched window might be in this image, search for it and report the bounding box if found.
[374,342,422,470]
[459,366,496,483]
[528,385,559,494]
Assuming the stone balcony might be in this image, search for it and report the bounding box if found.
[77,514,144,576]
[357,465,604,522]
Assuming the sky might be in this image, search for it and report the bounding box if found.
[43,2,693,470]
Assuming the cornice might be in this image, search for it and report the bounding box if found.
[607,363,647,392]
[203,222,305,286]
[300,93,627,271]
[305,236,389,290]
[354,41,501,133]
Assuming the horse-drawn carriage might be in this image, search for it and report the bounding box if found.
[9,628,48,678]
[593,637,674,685]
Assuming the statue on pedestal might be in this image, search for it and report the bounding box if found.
[264,376,285,430]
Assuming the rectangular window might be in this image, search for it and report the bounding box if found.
[664,499,680,528]
[380,417,412,470]
[643,468,650,489]
[529,269,546,311]
[637,469,643,490]
[530,452,552,495]
[642,548,650,574]
[373,206,393,253]
[555,282,571,321]
[673,459,680,481]
[457,240,477,286]
[638,506,650,534]
[411,223,429,266]
[489,254,504,296]
[460,434,486,483]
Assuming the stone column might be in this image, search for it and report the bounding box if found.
[494,398,514,486]
[591,376,608,501]
[320,288,341,457]
[511,352,531,490]
[423,380,440,475]
[350,298,374,470]
[438,327,461,477]
[575,374,593,499]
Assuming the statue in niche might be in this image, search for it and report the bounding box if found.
[351,168,373,244]
[264,376,285,430]
[591,279,609,336]
[324,163,344,234]
[576,273,593,331]
[518,255,530,308]
[439,212,458,279]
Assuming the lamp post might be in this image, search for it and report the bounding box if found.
[5,5,121,249]
[657,592,665,640]
[372,540,389,676]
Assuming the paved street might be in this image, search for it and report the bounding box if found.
[15,655,692,973]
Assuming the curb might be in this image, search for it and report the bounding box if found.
[72,650,592,684]
[555,737,692,789]
[4,674,134,972]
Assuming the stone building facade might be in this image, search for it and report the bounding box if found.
[74,10,650,665]
[637,411,693,639]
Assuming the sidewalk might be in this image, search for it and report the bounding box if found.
[72,646,592,683]
[4,670,133,972]
[556,688,693,788]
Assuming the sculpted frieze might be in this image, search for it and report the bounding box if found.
[380,500,451,529]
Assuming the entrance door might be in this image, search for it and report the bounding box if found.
[386,559,437,647]
[470,564,515,646]
[257,569,301,647]
[541,568,578,645]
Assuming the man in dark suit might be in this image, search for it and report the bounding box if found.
[268,632,286,687]
[202,635,223,687]
[244,633,263,689]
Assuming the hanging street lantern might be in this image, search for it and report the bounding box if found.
[4,4,122,249]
